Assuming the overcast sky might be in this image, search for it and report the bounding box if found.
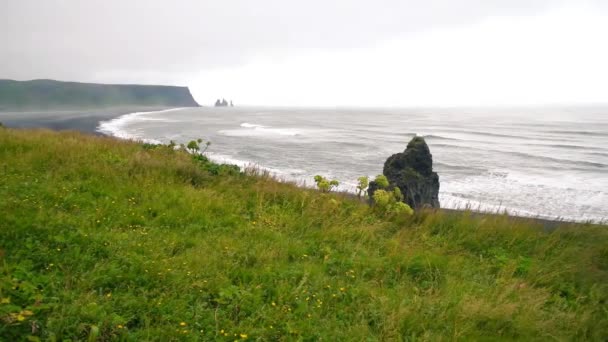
[2,0,607,106]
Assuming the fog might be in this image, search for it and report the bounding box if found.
[2,0,607,106]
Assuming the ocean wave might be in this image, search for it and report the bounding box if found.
[506,151,607,169]
[240,122,265,128]
[421,134,462,141]
[221,123,302,137]
[96,108,186,142]
[434,161,486,172]
[526,143,605,151]
[430,142,607,169]
[545,130,608,137]
[206,153,307,178]
[423,128,580,142]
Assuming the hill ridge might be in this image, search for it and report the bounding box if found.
[0,79,200,110]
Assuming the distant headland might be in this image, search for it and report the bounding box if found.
[0,79,200,110]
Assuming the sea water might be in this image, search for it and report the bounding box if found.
[97,106,608,222]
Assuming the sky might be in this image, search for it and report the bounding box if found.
[1,0,607,106]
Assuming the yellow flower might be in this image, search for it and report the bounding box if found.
[271,301,276,306]
[17,314,26,321]
[117,324,124,329]
[0,297,10,304]
[240,333,248,339]
[179,322,187,327]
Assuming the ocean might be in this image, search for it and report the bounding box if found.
[96,106,608,222]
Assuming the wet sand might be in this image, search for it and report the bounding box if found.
[0,107,168,134]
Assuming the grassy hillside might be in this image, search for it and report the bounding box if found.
[0,128,607,341]
[0,79,199,110]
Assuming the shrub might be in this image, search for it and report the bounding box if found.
[391,201,413,216]
[374,174,389,188]
[373,189,391,208]
[314,175,339,193]
[186,140,199,153]
[393,187,403,202]
[356,176,369,199]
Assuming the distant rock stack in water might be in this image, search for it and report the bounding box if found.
[214,98,234,107]
[368,136,440,209]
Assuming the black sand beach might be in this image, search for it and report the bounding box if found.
[0,107,168,134]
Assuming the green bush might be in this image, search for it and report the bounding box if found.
[374,174,389,188]
[356,176,369,199]
[372,189,391,208]
[313,175,339,193]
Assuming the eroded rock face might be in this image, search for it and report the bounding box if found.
[368,136,440,209]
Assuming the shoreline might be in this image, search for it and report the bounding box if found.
[333,190,604,228]
[0,106,171,134]
[0,109,604,226]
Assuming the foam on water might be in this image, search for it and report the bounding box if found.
[220,123,302,137]
[95,106,608,223]
[97,108,186,143]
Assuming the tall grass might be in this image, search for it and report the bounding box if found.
[1,128,607,341]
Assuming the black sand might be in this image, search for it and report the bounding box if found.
[0,107,168,134]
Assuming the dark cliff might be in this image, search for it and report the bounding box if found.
[0,79,200,110]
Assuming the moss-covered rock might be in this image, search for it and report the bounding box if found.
[369,136,440,209]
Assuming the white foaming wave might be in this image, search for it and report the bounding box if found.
[440,170,607,222]
[240,122,265,128]
[220,123,302,137]
[96,108,186,143]
[207,153,365,194]
[206,152,306,178]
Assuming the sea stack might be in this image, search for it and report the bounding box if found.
[368,136,440,209]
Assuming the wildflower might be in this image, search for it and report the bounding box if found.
[117,324,124,329]
[240,333,248,339]
[106,293,112,298]
[340,287,345,292]
[180,322,187,327]
[271,301,276,306]
[17,314,26,321]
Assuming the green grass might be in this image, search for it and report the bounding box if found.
[1,128,607,341]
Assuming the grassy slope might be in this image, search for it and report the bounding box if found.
[0,79,199,110]
[0,128,607,341]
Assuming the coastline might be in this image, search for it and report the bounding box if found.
[0,106,171,134]
[1,108,604,226]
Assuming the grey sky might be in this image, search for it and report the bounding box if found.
[2,0,607,105]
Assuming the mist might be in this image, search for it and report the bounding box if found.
[2,0,607,106]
